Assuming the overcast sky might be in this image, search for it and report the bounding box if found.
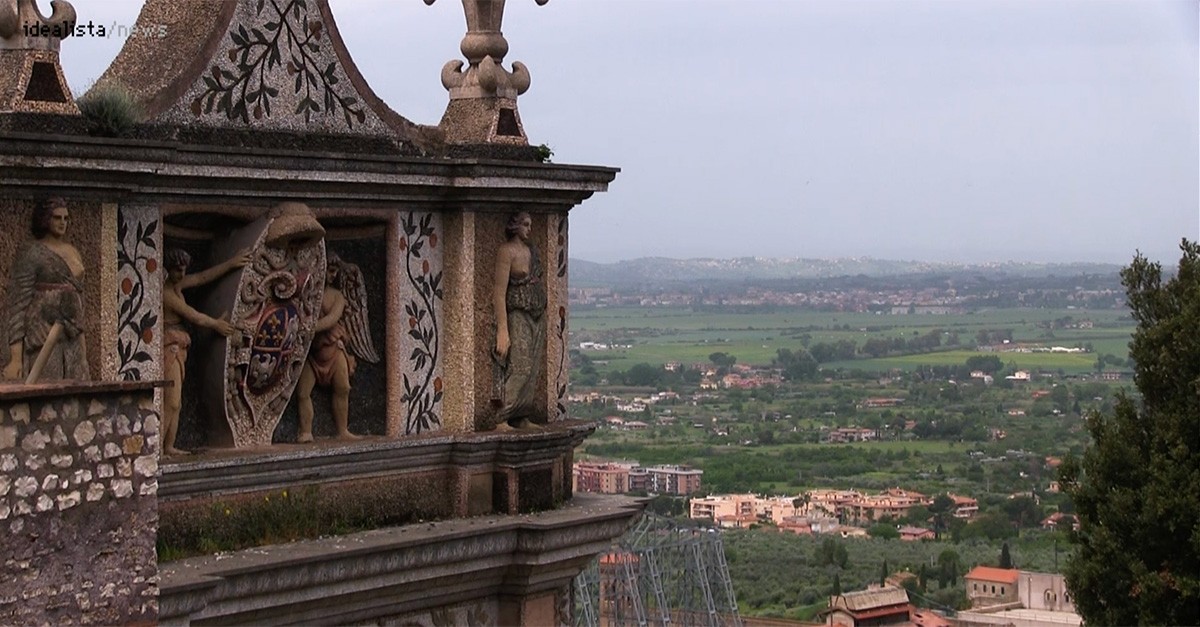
[61,0,1198,265]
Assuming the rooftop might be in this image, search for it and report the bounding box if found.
[965,566,1020,584]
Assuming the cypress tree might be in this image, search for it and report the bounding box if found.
[1060,240,1200,626]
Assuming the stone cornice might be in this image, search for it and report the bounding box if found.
[0,132,618,209]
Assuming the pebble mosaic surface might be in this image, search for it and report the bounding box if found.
[1,393,159,625]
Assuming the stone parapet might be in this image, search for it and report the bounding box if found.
[159,493,644,626]
[159,420,593,527]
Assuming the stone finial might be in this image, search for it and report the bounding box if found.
[425,0,548,145]
[0,0,76,51]
[0,0,78,114]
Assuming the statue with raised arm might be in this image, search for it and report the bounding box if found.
[296,252,378,442]
[161,248,250,456]
[3,197,89,383]
[491,211,546,430]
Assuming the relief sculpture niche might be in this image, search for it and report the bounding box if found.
[296,252,379,442]
[161,247,250,455]
[199,202,326,448]
[3,198,89,383]
[490,211,546,430]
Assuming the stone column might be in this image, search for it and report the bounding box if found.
[386,214,404,436]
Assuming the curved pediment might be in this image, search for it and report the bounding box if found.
[95,0,441,151]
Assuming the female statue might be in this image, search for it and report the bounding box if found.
[3,198,89,382]
[491,211,547,430]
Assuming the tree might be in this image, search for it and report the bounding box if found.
[1060,240,1200,626]
[624,362,662,387]
[880,559,889,586]
[1003,495,1044,529]
[708,352,736,368]
[937,549,961,588]
[831,573,842,596]
[868,524,899,540]
[774,347,818,382]
[999,542,1013,569]
[929,493,955,540]
[815,537,849,569]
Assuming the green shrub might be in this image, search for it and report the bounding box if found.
[77,82,142,137]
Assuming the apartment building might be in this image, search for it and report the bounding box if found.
[573,461,701,496]
[573,462,636,494]
[689,494,757,524]
[647,465,704,495]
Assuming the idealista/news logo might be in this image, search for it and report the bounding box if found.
[22,20,168,39]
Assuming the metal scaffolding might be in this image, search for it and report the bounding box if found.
[574,514,743,627]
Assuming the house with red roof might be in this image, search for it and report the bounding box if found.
[964,566,1019,607]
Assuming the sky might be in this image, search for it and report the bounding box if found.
[58,0,1198,265]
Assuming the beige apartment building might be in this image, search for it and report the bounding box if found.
[689,494,757,527]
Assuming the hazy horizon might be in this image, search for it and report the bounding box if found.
[568,254,1132,267]
[60,1,1199,266]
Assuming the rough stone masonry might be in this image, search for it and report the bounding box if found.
[0,389,159,625]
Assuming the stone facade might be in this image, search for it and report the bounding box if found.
[1,0,627,622]
[0,383,160,625]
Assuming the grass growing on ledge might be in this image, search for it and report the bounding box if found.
[157,486,397,562]
[76,82,142,137]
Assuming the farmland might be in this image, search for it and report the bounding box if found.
[570,306,1133,375]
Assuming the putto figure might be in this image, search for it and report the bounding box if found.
[3,197,89,383]
[491,211,546,430]
[296,252,378,442]
[161,248,250,456]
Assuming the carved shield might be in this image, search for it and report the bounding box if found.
[202,205,326,448]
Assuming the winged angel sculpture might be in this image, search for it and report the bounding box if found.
[296,252,379,441]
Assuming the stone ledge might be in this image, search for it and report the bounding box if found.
[159,420,594,501]
[0,379,167,402]
[0,131,619,208]
[159,493,645,626]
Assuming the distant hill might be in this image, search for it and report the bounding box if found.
[568,256,1122,286]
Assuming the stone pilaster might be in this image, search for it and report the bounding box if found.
[440,210,477,433]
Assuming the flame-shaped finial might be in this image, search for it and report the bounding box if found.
[424,0,547,100]
[0,0,77,51]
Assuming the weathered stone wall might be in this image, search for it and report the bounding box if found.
[0,387,159,625]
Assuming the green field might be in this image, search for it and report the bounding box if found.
[571,307,1133,374]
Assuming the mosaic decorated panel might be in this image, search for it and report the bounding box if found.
[115,206,162,382]
[397,212,444,435]
[550,213,569,421]
[167,0,389,134]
